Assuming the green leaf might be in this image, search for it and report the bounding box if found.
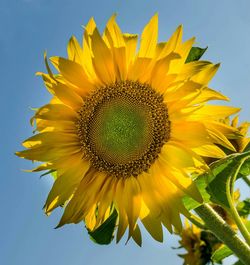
[206,151,250,209]
[182,174,210,210]
[88,209,118,245]
[211,245,233,263]
[237,157,250,177]
[185,46,208,63]
[237,199,250,218]
[183,151,250,211]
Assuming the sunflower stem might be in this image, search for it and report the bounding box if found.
[226,156,250,246]
[195,204,250,265]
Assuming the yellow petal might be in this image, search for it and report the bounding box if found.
[25,163,52,172]
[191,87,229,104]
[115,179,128,243]
[157,159,203,203]
[22,132,79,149]
[141,213,163,242]
[34,103,78,121]
[169,105,202,121]
[188,105,240,120]
[43,51,56,80]
[191,63,220,86]
[81,18,101,84]
[45,158,90,214]
[167,90,200,114]
[192,144,226,158]
[34,119,75,133]
[104,15,127,80]
[50,57,93,94]
[150,53,180,92]
[57,169,107,227]
[171,121,211,147]
[164,80,202,101]
[161,141,206,170]
[232,115,239,128]
[84,205,97,231]
[137,172,163,219]
[168,37,195,74]
[123,177,141,238]
[104,15,125,48]
[95,177,116,226]
[158,25,183,59]
[36,72,56,95]
[206,127,236,151]
[67,36,84,65]
[131,224,142,246]
[178,61,212,80]
[16,141,80,162]
[138,14,158,58]
[114,177,141,241]
[39,74,83,110]
[206,121,241,138]
[123,33,138,69]
[90,28,116,84]
[127,57,152,82]
[83,17,96,42]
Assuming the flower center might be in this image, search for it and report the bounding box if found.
[89,97,153,164]
[76,81,170,178]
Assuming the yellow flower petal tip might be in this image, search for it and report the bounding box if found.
[17,15,242,244]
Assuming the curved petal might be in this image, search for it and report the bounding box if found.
[44,158,90,214]
[90,28,116,84]
[138,14,158,58]
[50,56,94,95]
[103,15,127,80]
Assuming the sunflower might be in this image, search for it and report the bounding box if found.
[226,116,250,152]
[177,220,221,265]
[17,14,241,244]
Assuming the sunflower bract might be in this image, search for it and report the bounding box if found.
[17,14,241,245]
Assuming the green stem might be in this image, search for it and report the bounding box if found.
[226,156,250,246]
[195,204,250,265]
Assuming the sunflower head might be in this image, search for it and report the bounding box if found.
[178,221,221,265]
[17,14,241,244]
[226,116,250,152]
[76,80,170,178]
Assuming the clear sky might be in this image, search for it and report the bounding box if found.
[1,0,250,264]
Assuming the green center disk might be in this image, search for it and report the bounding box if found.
[89,98,153,164]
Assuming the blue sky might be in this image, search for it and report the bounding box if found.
[1,0,250,264]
